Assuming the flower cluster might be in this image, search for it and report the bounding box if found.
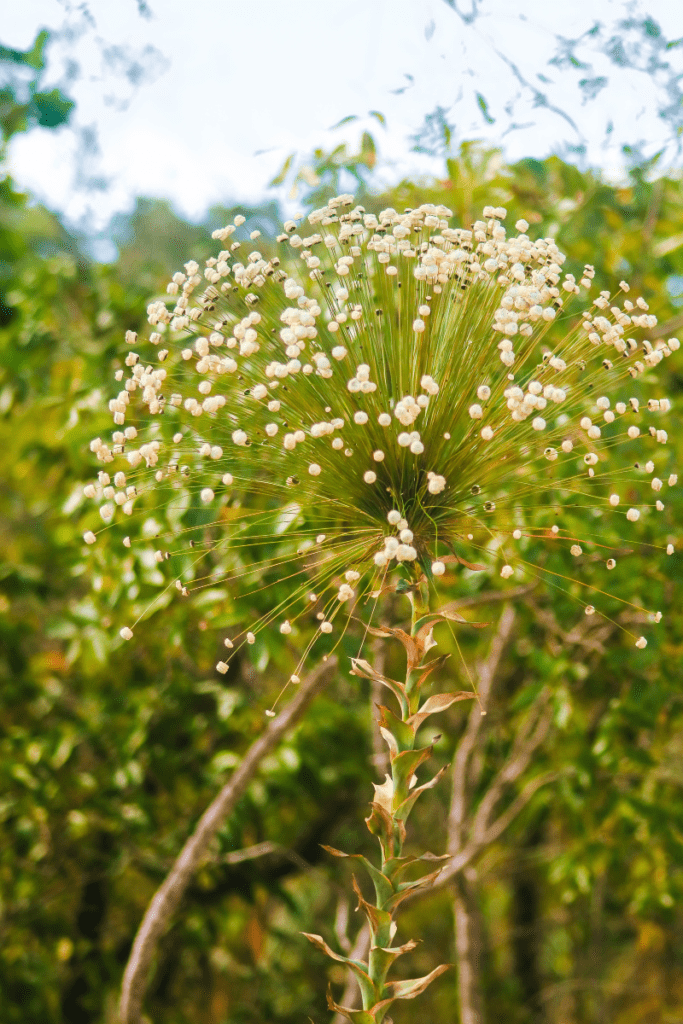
[82,195,678,672]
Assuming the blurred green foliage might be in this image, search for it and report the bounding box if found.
[2,38,683,1024]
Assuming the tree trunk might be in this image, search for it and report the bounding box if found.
[511,821,545,1022]
[454,867,486,1024]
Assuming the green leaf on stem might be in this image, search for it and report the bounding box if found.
[320,846,394,907]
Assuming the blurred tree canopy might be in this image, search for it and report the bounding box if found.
[2,36,683,1024]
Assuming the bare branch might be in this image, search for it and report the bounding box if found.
[471,697,553,844]
[448,604,516,851]
[220,840,311,872]
[480,771,557,847]
[443,583,536,614]
[118,657,337,1024]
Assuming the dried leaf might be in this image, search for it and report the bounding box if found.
[372,775,394,816]
[386,963,452,999]
[394,764,450,823]
[302,933,375,1006]
[365,624,422,672]
[408,691,476,730]
[351,875,392,944]
[384,867,445,911]
[326,987,394,1024]
[368,940,418,980]
[352,659,407,714]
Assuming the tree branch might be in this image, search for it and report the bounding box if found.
[118,657,337,1024]
[220,840,311,872]
[448,604,516,851]
[470,695,552,844]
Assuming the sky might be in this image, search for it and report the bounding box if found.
[4,0,683,233]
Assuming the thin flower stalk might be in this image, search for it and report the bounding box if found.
[303,577,478,1022]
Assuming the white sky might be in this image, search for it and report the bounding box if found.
[4,0,683,231]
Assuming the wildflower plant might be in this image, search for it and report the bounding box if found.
[81,195,678,1019]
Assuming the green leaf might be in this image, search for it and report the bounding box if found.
[320,846,394,907]
[391,745,433,802]
[476,92,495,125]
[330,114,359,129]
[268,153,294,187]
[377,703,416,753]
[368,939,417,988]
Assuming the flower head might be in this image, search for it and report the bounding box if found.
[83,196,678,666]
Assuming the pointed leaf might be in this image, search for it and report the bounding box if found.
[373,775,394,816]
[352,875,393,946]
[268,152,294,187]
[302,933,376,1007]
[330,114,359,129]
[379,724,398,761]
[365,625,422,673]
[384,851,450,882]
[391,746,433,803]
[352,659,408,715]
[414,654,450,689]
[368,940,418,985]
[384,868,445,911]
[320,846,394,907]
[326,987,395,1024]
[386,963,452,999]
[408,691,476,730]
[377,704,416,752]
[394,764,450,823]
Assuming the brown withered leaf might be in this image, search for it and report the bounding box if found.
[408,691,476,730]
[386,962,452,999]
